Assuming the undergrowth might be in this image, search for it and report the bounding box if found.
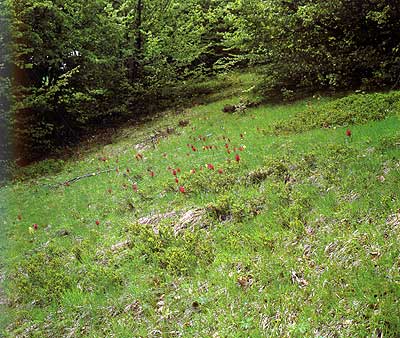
[1,72,399,337]
[273,91,400,134]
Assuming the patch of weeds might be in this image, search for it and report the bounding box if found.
[126,221,215,275]
[247,153,318,186]
[207,191,266,222]
[9,242,74,306]
[9,240,124,307]
[273,91,400,134]
[377,133,400,152]
[245,156,293,186]
[11,159,65,181]
[270,181,319,229]
[184,162,242,193]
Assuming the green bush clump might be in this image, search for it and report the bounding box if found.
[206,191,266,222]
[126,222,215,275]
[273,91,400,134]
[12,158,65,180]
[378,133,400,151]
[9,243,74,306]
[184,163,242,193]
[9,241,124,307]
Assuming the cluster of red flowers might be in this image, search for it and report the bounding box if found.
[76,133,247,225]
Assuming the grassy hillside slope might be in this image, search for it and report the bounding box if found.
[1,72,400,337]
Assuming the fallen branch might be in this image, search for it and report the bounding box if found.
[50,168,117,188]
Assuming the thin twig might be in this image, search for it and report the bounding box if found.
[49,168,117,188]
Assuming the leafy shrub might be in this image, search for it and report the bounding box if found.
[9,240,124,307]
[126,221,214,275]
[273,91,400,134]
[251,1,400,99]
[206,191,266,222]
[12,158,65,180]
[184,162,242,193]
[9,243,74,306]
[378,133,400,151]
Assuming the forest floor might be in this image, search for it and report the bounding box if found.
[1,71,400,337]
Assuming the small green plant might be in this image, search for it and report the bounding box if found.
[126,221,215,275]
[12,158,65,180]
[273,91,400,134]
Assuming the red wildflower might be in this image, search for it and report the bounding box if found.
[239,146,244,151]
[227,149,231,154]
[95,220,100,225]
[33,223,38,230]
[175,178,179,184]
[225,143,229,149]
[192,146,197,152]
[207,164,215,170]
[132,183,138,191]
[346,129,352,137]
[218,169,223,174]
[235,154,240,162]
[149,170,155,177]
[172,169,177,176]
[179,186,186,193]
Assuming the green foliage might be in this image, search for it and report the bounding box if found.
[273,91,400,134]
[230,1,400,98]
[11,158,65,180]
[9,242,74,306]
[1,81,400,336]
[207,190,266,222]
[9,239,124,307]
[127,221,215,274]
[378,133,400,151]
[3,0,400,161]
[185,162,241,194]
[3,0,251,161]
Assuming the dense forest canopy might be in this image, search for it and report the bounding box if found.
[0,0,399,163]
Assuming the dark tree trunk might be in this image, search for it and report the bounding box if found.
[127,0,143,82]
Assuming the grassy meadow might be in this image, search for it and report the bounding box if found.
[1,71,400,337]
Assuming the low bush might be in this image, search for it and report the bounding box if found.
[273,91,400,134]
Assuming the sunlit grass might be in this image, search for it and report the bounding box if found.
[1,72,400,337]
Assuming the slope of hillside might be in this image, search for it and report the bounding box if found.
[1,72,400,337]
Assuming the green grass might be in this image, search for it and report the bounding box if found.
[1,72,400,337]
